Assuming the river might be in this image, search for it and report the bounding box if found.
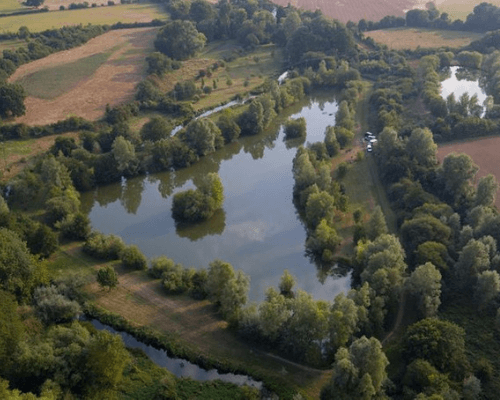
[81,93,351,301]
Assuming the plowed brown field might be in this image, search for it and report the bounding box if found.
[9,27,157,125]
[437,137,500,209]
[272,0,426,23]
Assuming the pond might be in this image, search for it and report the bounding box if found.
[81,93,351,301]
[88,319,262,388]
[441,66,488,107]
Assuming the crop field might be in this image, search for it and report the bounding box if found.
[365,27,483,50]
[0,3,166,33]
[435,0,500,21]
[0,0,24,14]
[10,27,157,125]
[437,136,500,209]
[271,0,423,24]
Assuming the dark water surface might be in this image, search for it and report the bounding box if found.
[81,94,351,301]
[89,319,262,388]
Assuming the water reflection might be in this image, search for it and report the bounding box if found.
[441,66,488,107]
[81,93,351,301]
[176,209,226,241]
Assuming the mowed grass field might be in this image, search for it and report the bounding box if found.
[9,27,158,125]
[365,27,483,50]
[435,0,500,21]
[437,136,500,209]
[0,3,165,33]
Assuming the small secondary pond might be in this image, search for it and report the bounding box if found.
[81,93,351,301]
[441,66,488,106]
[88,319,262,388]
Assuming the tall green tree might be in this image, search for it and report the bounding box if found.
[155,20,206,60]
[407,262,442,318]
[184,118,223,156]
[0,83,26,119]
[322,336,389,400]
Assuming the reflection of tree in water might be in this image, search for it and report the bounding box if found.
[284,133,306,150]
[311,254,351,284]
[455,67,481,82]
[242,128,279,160]
[175,208,226,241]
[120,178,144,215]
[94,180,122,207]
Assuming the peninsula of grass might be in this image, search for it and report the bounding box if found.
[16,51,113,99]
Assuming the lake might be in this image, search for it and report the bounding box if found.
[81,93,351,301]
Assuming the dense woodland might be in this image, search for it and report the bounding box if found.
[2,0,500,399]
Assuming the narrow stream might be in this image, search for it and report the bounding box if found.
[88,319,263,388]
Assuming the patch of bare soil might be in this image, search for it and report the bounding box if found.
[10,27,158,126]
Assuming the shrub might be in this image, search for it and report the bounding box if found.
[34,285,82,324]
[57,213,91,240]
[83,231,125,260]
[97,266,118,290]
[149,256,176,279]
[120,245,147,270]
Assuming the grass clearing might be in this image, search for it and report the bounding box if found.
[0,3,166,33]
[365,27,483,50]
[0,38,26,52]
[0,132,79,182]
[151,41,283,112]
[17,51,113,99]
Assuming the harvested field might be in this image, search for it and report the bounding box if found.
[365,27,483,50]
[0,0,24,14]
[0,3,165,33]
[271,0,426,24]
[9,27,158,125]
[434,0,500,21]
[437,136,500,209]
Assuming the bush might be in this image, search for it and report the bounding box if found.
[119,245,147,270]
[34,285,82,325]
[57,213,91,240]
[149,256,176,279]
[83,231,125,260]
[97,266,118,290]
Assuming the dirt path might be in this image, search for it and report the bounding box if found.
[382,291,407,346]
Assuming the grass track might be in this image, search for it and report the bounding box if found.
[0,3,166,33]
[365,27,483,50]
[17,51,113,99]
